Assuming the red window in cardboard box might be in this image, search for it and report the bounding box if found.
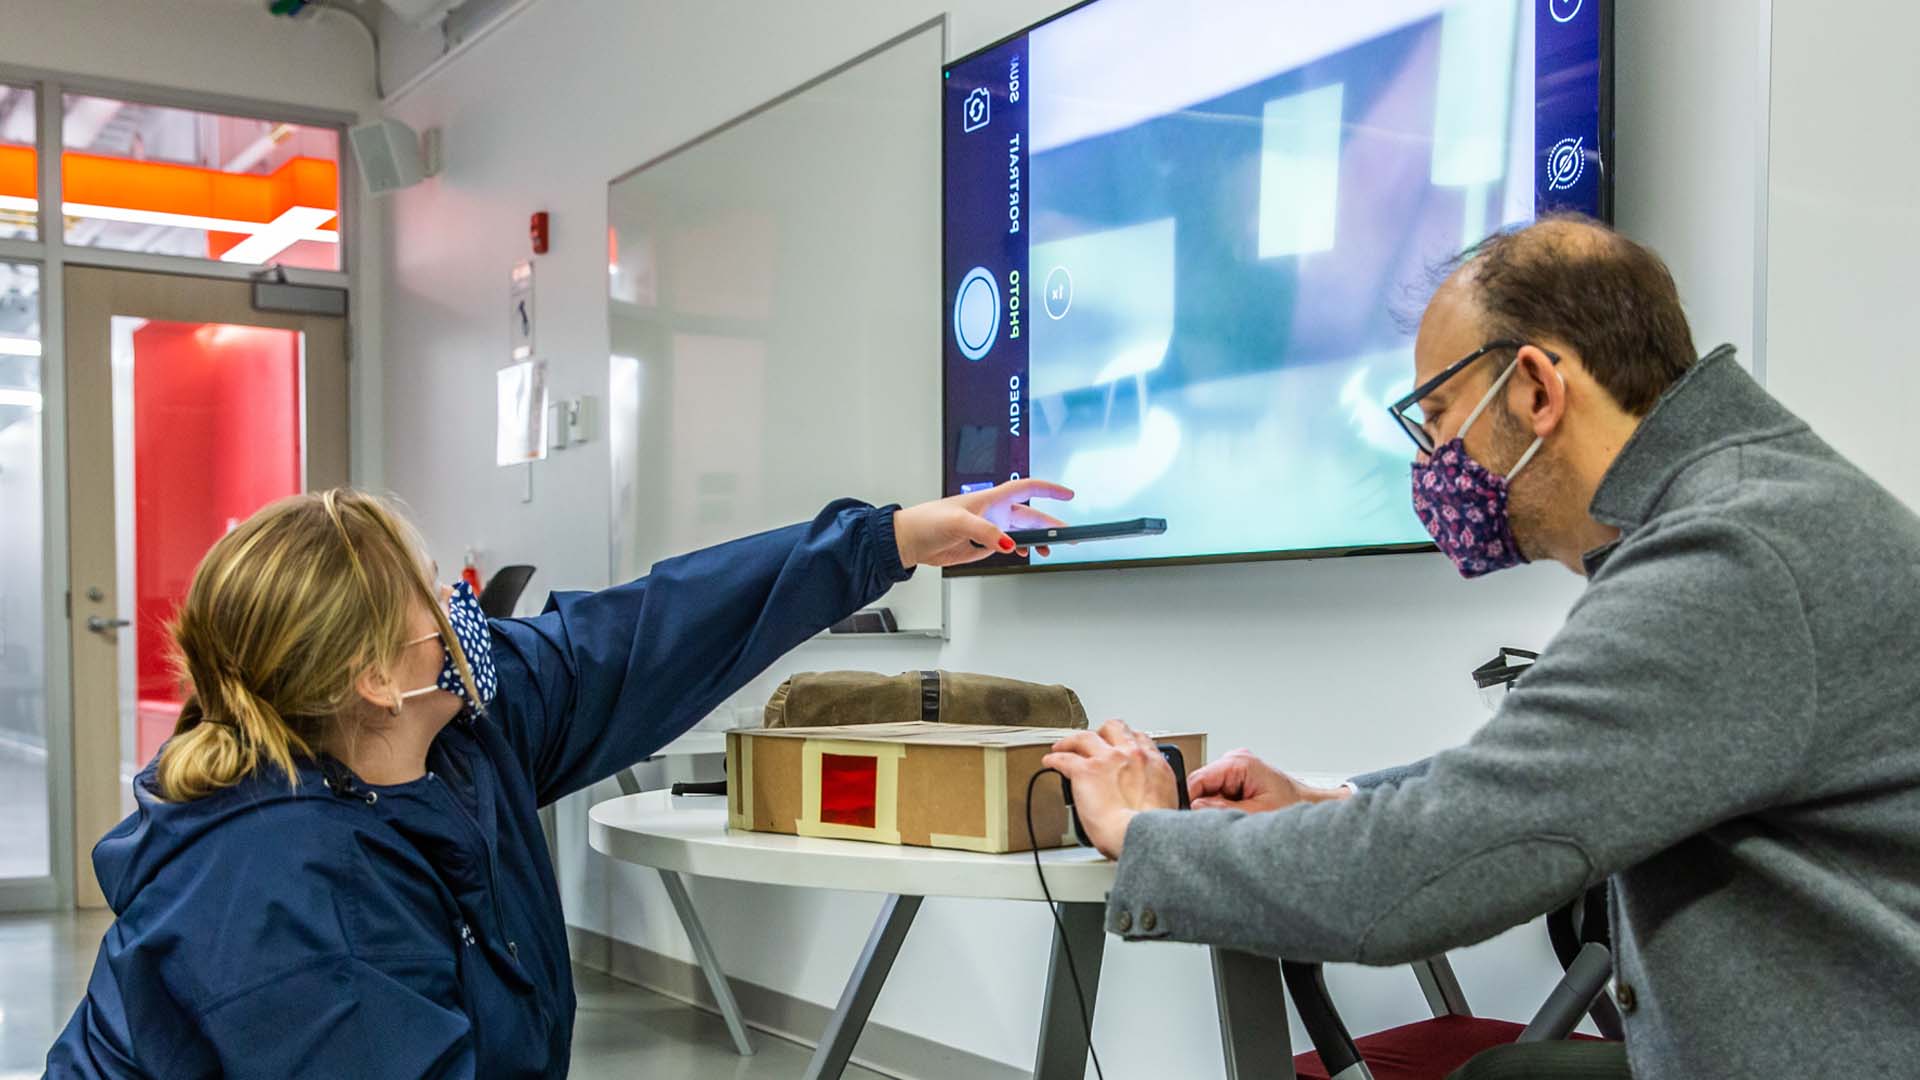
[818,753,879,828]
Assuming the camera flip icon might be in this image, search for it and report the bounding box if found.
[962,87,992,133]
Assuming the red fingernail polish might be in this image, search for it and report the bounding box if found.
[999,537,1015,551]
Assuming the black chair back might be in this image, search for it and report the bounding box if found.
[478,565,536,619]
[1545,883,1623,1039]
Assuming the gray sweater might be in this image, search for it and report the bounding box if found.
[1109,349,1920,1078]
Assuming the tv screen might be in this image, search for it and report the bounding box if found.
[942,0,1611,573]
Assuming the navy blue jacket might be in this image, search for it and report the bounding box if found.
[47,501,908,1078]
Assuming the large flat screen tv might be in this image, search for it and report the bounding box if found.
[942,0,1612,574]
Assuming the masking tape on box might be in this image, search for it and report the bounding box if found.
[796,738,906,844]
[929,746,1008,853]
[728,733,753,830]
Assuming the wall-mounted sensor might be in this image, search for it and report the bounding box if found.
[544,396,597,451]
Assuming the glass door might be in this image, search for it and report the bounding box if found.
[64,266,347,908]
[0,262,48,902]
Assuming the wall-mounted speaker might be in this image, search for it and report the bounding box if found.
[348,118,438,195]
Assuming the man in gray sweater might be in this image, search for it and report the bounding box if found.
[1046,216,1920,1079]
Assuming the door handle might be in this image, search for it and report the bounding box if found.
[86,615,132,634]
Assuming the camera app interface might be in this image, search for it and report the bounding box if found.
[942,0,1605,568]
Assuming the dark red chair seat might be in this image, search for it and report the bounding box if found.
[1292,1016,1603,1080]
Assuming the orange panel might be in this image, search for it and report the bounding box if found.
[0,144,35,199]
[0,148,339,215]
[0,145,337,260]
[205,230,247,260]
[62,152,338,221]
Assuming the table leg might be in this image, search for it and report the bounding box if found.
[659,869,755,1056]
[1033,902,1108,1080]
[803,893,923,1080]
[1211,947,1296,1080]
[617,767,755,1056]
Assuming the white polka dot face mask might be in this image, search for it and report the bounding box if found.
[397,579,498,715]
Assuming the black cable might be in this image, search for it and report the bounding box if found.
[1026,767,1105,1080]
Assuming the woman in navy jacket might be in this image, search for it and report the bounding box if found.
[47,480,1068,1078]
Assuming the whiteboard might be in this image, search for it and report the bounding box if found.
[607,20,947,633]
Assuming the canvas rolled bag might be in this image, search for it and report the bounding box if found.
[763,670,1089,730]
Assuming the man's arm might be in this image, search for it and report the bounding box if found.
[1346,759,1431,791]
[1106,515,1817,965]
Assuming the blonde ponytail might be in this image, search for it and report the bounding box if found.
[158,672,314,802]
[154,489,447,802]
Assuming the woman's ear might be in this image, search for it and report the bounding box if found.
[354,663,400,715]
[1514,344,1568,439]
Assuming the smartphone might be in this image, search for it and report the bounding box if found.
[1007,517,1166,547]
[1063,743,1191,847]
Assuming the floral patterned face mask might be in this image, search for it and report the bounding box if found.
[1410,357,1545,579]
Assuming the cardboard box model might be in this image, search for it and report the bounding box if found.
[725,721,1207,854]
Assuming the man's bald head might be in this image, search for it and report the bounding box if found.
[1436,214,1696,415]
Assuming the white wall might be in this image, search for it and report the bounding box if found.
[1611,0,1770,372]
[1763,0,1920,513]
[377,0,1770,1072]
[0,0,375,116]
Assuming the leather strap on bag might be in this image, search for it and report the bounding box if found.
[920,670,941,724]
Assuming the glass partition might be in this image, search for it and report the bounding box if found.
[0,262,46,881]
[0,86,37,241]
[61,94,341,270]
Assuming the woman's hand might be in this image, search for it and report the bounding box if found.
[1040,720,1181,859]
[1187,749,1351,812]
[892,479,1074,568]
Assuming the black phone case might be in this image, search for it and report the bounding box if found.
[1006,518,1164,545]
[1063,743,1190,848]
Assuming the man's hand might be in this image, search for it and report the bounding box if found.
[1187,748,1351,812]
[1041,720,1180,859]
[891,479,1075,568]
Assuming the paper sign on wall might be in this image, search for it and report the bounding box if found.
[496,359,549,466]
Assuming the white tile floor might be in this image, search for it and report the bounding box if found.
[1,908,888,1079]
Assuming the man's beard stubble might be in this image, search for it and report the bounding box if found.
[1488,402,1557,564]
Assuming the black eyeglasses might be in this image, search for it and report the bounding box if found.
[1387,340,1560,454]
[1473,646,1539,691]
[1473,646,1539,711]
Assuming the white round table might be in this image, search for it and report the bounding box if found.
[589,789,1117,901]
[589,790,1296,1080]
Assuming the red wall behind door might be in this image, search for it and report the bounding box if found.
[132,321,301,765]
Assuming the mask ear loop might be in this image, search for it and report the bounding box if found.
[1457,356,1563,484]
[1455,356,1524,441]
[390,631,447,714]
